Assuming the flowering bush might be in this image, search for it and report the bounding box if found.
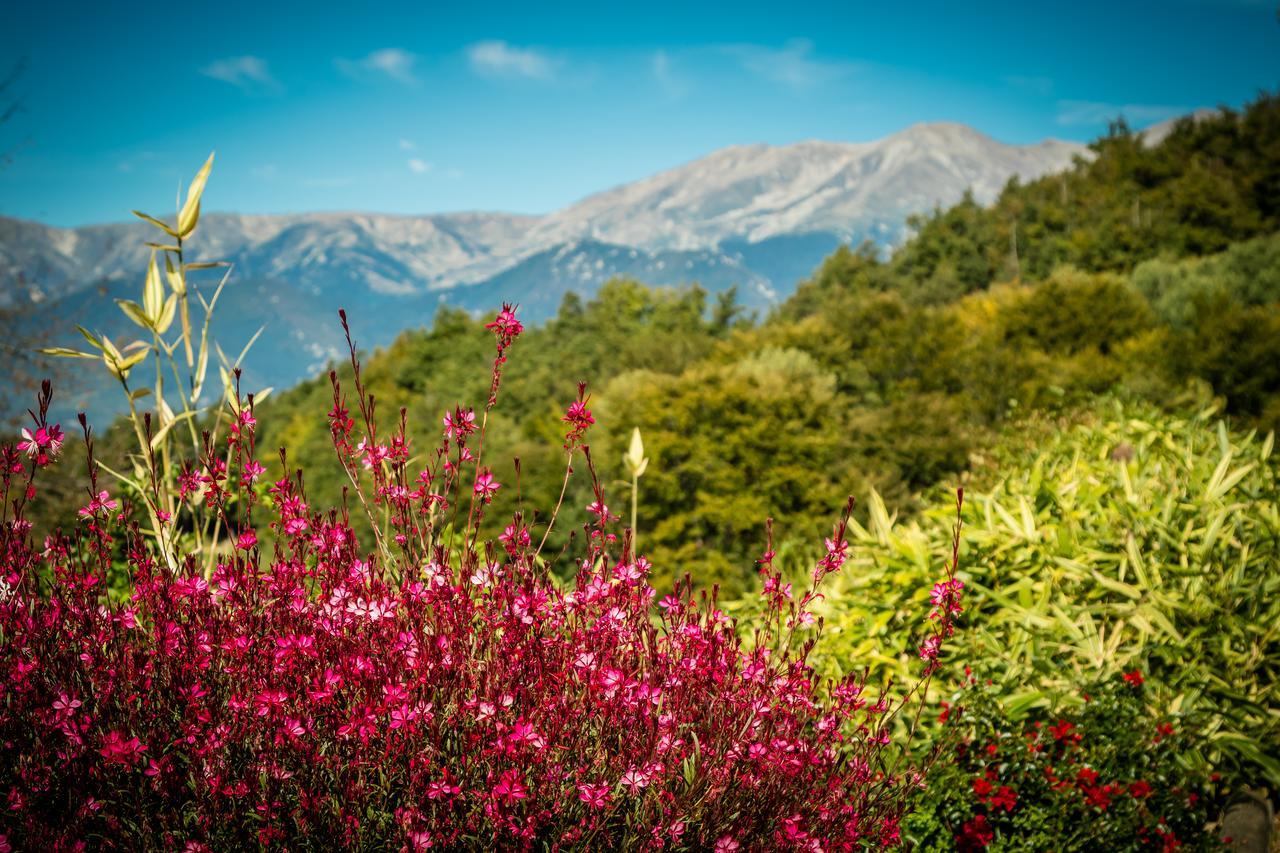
[0,303,965,849]
[903,673,1221,851]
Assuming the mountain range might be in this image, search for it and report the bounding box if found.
[0,122,1088,418]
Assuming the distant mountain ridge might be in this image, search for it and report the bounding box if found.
[0,121,1087,417]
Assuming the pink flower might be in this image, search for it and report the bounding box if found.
[442,407,476,441]
[18,424,63,465]
[426,772,462,801]
[236,530,258,550]
[491,769,527,806]
[577,782,611,809]
[484,304,524,348]
[929,577,965,617]
[562,400,594,433]
[620,767,650,794]
[99,731,146,766]
[52,692,82,718]
[78,490,119,518]
[473,469,500,503]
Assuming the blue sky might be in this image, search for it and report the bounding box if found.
[1,0,1277,226]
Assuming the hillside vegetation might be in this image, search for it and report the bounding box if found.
[232,95,1280,598]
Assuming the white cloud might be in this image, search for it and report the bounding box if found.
[200,56,282,95]
[398,138,416,151]
[467,40,556,80]
[652,49,687,99]
[407,158,431,174]
[336,48,419,84]
[726,39,854,90]
[1056,100,1188,126]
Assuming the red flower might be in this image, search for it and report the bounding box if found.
[990,786,1017,812]
[1050,719,1076,742]
[1128,780,1153,799]
[1082,784,1115,811]
[956,814,994,850]
[972,777,993,800]
[1123,669,1145,686]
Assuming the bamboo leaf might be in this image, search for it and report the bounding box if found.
[155,293,178,335]
[76,325,104,351]
[149,409,197,450]
[178,152,214,237]
[117,349,149,371]
[39,347,97,359]
[116,299,153,330]
[131,210,177,237]
[165,254,185,295]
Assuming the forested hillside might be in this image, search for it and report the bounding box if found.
[224,94,1280,596]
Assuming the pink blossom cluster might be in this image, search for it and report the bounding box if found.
[0,309,960,850]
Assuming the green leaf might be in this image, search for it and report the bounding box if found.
[76,325,104,351]
[178,152,214,238]
[131,210,177,237]
[143,251,164,319]
[165,254,185,295]
[178,200,200,239]
[98,334,122,361]
[149,409,196,450]
[39,346,96,359]
[116,298,153,330]
[117,349,149,372]
[155,293,178,335]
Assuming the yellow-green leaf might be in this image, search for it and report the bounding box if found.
[131,210,177,237]
[76,325,104,351]
[39,346,96,359]
[144,252,163,318]
[116,298,152,330]
[155,293,178,335]
[178,152,214,238]
[165,254,185,295]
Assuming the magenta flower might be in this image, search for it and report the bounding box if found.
[99,731,146,766]
[491,769,527,806]
[77,490,118,518]
[577,782,611,809]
